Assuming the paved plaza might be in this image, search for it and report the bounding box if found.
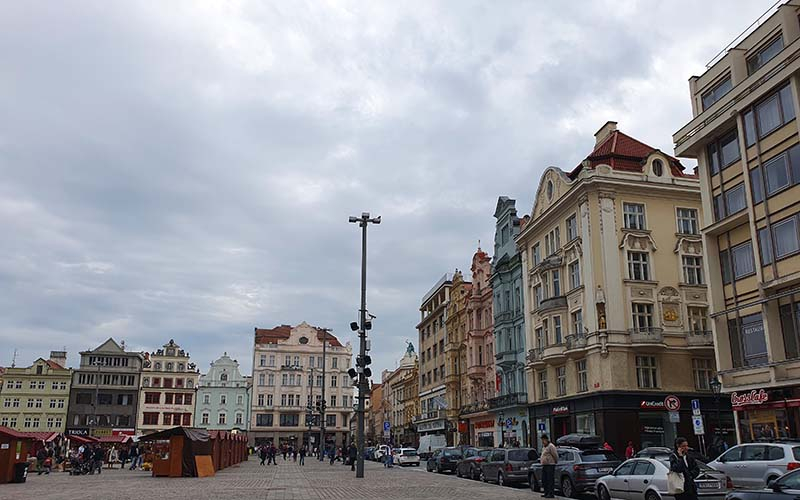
[3,456,550,500]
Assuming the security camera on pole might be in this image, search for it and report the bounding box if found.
[348,212,380,479]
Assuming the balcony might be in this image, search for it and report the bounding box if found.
[565,332,587,350]
[496,349,521,370]
[460,401,490,416]
[538,296,567,313]
[541,343,567,363]
[687,330,713,347]
[495,311,513,325]
[526,348,544,365]
[281,364,304,371]
[488,392,527,410]
[467,365,485,379]
[628,327,664,344]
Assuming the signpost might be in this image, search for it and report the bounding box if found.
[383,421,391,438]
[669,411,680,423]
[691,399,701,416]
[506,418,512,429]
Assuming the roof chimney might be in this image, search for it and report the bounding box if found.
[49,350,67,368]
[594,121,618,146]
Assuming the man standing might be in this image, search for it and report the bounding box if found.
[93,445,105,474]
[299,445,306,466]
[540,434,558,499]
[348,442,358,471]
[259,445,267,466]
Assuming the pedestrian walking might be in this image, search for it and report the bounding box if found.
[299,445,306,466]
[93,445,105,474]
[329,444,336,465]
[625,441,635,459]
[119,447,128,469]
[128,444,139,470]
[540,434,558,499]
[348,443,357,472]
[383,445,393,468]
[36,446,50,475]
[670,437,700,500]
[259,445,267,466]
[268,443,277,465]
[108,446,118,469]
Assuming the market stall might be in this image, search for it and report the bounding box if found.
[0,426,33,483]
[139,427,212,478]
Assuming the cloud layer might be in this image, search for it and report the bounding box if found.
[0,0,774,375]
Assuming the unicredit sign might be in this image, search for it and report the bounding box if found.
[731,389,769,407]
[640,400,666,410]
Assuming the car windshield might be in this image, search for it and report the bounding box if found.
[478,450,492,458]
[581,451,618,462]
[443,449,462,457]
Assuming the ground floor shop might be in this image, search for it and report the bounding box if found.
[491,405,529,448]
[459,411,496,447]
[528,392,735,455]
[732,386,800,443]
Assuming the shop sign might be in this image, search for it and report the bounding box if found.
[417,420,445,432]
[642,425,664,434]
[552,405,569,415]
[457,422,468,433]
[92,428,112,437]
[474,420,494,429]
[731,389,769,407]
[640,400,666,410]
[66,428,89,436]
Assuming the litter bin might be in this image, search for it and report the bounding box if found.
[12,462,28,483]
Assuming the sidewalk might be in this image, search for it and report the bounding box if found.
[4,455,543,500]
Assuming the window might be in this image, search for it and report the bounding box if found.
[269,355,275,367]
[281,374,288,386]
[185,393,193,405]
[201,413,209,425]
[566,214,578,241]
[692,359,714,391]
[279,414,299,427]
[164,393,174,404]
[556,366,567,396]
[752,144,800,204]
[256,414,273,427]
[257,394,264,406]
[552,269,561,296]
[652,159,664,176]
[268,374,274,386]
[143,392,159,404]
[218,413,226,425]
[713,184,747,221]
[702,76,732,110]
[720,242,755,283]
[533,285,542,309]
[258,373,265,386]
[553,316,562,344]
[220,372,228,382]
[682,256,704,285]
[330,376,337,388]
[143,412,159,425]
[259,354,266,367]
[237,394,243,405]
[76,393,92,405]
[576,359,588,393]
[632,303,654,332]
[96,394,111,405]
[538,370,548,400]
[728,312,768,367]
[677,208,699,235]
[330,395,337,407]
[744,83,795,145]
[220,394,227,405]
[568,260,581,289]
[533,243,541,265]
[627,251,651,281]
[326,414,337,427]
[235,413,243,425]
[635,356,658,388]
[572,310,583,335]
[707,130,741,175]
[623,203,646,230]
[688,307,709,334]
[545,227,560,256]
[535,327,544,350]
[747,35,783,75]
[759,215,800,265]
[780,301,800,359]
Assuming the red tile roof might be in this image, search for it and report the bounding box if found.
[569,129,693,179]
[45,360,65,370]
[254,325,343,347]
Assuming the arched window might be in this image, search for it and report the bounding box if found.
[166,362,174,371]
[155,362,162,371]
[187,379,194,388]
[220,373,228,382]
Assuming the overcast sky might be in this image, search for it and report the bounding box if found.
[1,0,775,377]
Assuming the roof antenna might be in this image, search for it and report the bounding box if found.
[11,349,17,368]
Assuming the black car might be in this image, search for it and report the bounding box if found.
[456,447,492,480]
[530,447,621,497]
[426,447,463,473]
[725,469,800,500]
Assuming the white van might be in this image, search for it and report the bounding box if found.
[418,434,446,459]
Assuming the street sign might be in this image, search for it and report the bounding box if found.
[383,421,390,432]
[669,411,680,423]
[664,395,681,411]
[691,399,701,416]
[538,422,546,431]
[506,418,513,429]
[692,416,705,435]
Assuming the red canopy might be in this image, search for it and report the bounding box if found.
[17,432,58,442]
[97,435,133,444]
[0,426,27,439]
[68,435,99,444]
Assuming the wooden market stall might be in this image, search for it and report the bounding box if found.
[0,426,33,483]
[139,427,212,478]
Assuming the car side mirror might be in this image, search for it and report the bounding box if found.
[769,480,785,492]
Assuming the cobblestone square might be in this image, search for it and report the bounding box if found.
[3,457,549,500]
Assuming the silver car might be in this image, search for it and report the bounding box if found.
[596,458,729,500]
[708,443,800,489]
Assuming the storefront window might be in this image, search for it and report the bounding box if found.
[576,413,595,435]
[639,412,677,449]
[737,408,794,442]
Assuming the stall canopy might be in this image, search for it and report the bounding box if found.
[139,427,212,477]
[97,435,133,444]
[17,432,58,442]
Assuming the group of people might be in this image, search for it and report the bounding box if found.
[539,434,701,500]
[254,442,359,471]
[32,441,149,475]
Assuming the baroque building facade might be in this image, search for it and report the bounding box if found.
[136,339,200,434]
[0,352,71,432]
[444,269,471,444]
[67,339,143,438]
[673,2,800,443]
[380,344,418,446]
[250,323,353,447]
[196,353,251,431]
[518,122,732,453]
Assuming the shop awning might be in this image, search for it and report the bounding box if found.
[97,435,133,444]
[68,435,100,444]
[0,426,28,439]
[17,432,59,442]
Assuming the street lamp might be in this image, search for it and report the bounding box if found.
[349,212,380,479]
[709,376,722,439]
[498,411,505,448]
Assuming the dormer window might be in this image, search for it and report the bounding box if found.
[652,159,664,177]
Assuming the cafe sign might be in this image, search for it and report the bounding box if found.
[731,389,769,407]
[552,405,569,415]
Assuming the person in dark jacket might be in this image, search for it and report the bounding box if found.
[670,437,700,500]
[348,443,358,471]
[93,446,105,474]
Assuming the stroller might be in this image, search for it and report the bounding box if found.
[69,455,92,475]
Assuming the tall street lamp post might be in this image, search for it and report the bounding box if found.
[349,212,380,479]
[710,376,722,438]
[498,410,505,448]
[318,329,330,461]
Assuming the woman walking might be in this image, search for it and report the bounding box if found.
[670,437,700,500]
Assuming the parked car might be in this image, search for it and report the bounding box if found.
[637,446,710,464]
[725,469,800,500]
[393,447,420,467]
[530,447,622,497]
[456,447,492,480]
[426,447,463,473]
[374,444,390,461]
[480,447,538,486]
[708,443,800,489]
[556,434,603,450]
[596,457,730,500]
[419,434,447,460]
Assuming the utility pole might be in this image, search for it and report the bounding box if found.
[319,328,330,461]
[349,212,380,478]
[307,366,314,450]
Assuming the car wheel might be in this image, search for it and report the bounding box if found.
[645,490,660,500]
[598,484,611,500]
[561,477,575,498]
[480,469,486,482]
[530,474,540,492]
[456,467,462,478]
[471,465,480,480]
[498,472,505,486]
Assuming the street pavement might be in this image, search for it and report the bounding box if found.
[2,455,554,500]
